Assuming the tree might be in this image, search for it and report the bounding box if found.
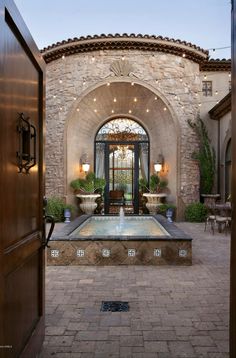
[188,118,216,194]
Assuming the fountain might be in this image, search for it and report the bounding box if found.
[47,213,192,266]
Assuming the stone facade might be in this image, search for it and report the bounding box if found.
[42,35,230,218]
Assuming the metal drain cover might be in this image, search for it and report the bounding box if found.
[101,301,129,312]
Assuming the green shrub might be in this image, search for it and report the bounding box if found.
[185,202,207,222]
[46,197,73,222]
[157,204,176,217]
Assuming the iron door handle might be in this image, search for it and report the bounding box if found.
[44,215,55,248]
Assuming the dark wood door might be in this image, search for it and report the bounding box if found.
[0,1,45,357]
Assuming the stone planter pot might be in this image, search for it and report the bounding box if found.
[142,193,167,215]
[201,194,220,207]
[76,193,101,214]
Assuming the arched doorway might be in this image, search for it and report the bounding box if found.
[95,118,149,214]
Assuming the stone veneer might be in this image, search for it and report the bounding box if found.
[44,42,204,217]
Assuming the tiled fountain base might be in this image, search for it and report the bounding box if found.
[47,215,192,266]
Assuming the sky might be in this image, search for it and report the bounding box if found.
[14,0,231,59]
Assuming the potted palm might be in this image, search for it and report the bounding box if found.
[142,174,168,214]
[70,173,106,214]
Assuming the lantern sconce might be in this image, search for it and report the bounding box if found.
[154,154,164,173]
[80,154,90,173]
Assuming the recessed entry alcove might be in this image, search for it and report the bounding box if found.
[66,81,179,210]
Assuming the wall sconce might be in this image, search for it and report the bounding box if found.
[80,154,90,173]
[154,154,164,173]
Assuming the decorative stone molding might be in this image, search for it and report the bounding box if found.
[110,59,134,77]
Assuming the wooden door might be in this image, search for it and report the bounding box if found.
[0,1,45,357]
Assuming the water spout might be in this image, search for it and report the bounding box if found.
[119,207,125,227]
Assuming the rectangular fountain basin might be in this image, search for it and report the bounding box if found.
[70,216,170,238]
[47,215,192,266]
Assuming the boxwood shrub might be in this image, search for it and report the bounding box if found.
[185,202,207,222]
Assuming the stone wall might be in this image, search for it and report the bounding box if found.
[45,49,201,214]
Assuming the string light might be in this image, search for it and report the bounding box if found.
[131,82,135,86]
[94,109,97,113]
[93,98,97,102]
[208,45,231,51]
[62,55,65,60]
[128,110,132,113]
[182,53,186,58]
[51,69,230,113]
[73,97,77,100]
[111,109,114,113]
[76,108,80,112]
[146,109,150,113]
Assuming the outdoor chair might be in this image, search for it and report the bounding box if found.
[204,202,231,235]
[109,190,125,206]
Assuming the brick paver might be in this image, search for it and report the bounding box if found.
[40,222,230,357]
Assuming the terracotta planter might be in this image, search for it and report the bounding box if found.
[76,193,101,214]
[142,193,167,215]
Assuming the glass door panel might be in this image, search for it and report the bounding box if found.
[109,144,134,213]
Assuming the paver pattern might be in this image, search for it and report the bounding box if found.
[40,222,230,357]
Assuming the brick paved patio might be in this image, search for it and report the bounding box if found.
[40,222,230,358]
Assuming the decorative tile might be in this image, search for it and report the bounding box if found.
[179,249,187,257]
[154,249,162,257]
[128,249,136,257]
[77,249,85,257]
[102,248,111,257]
[101,301,129,312]
[51,249,59,257]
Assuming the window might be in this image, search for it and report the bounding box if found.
[202,81,212,96]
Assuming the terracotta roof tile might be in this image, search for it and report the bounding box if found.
[41,33,209,64]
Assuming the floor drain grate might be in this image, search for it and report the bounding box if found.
[101,301,129,312]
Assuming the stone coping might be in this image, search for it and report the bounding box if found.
[76,193,101,198]
[201,194,220,198]
[143,193,167,197]
[50,214,192,242]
